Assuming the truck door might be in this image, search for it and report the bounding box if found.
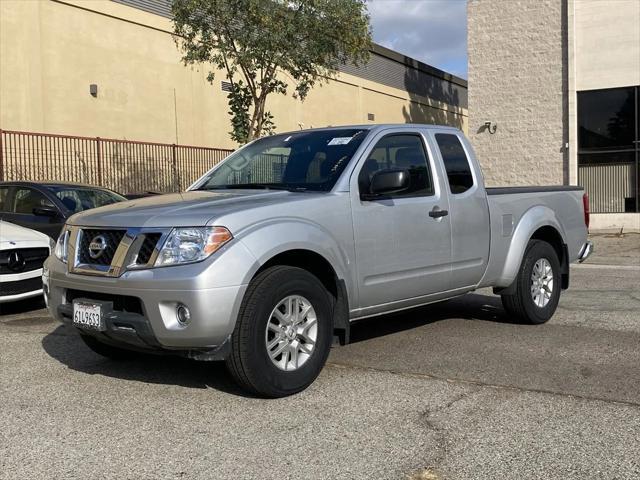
[431,131,491,289]
[349,130,452,310]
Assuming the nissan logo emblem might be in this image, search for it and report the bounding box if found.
[7,251,26,272]
[88,235,108,259]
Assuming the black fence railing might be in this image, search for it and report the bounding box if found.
[0,129,234,194]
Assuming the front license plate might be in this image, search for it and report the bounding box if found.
[72,301,104,331]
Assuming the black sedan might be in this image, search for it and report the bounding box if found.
[0,182,127,238]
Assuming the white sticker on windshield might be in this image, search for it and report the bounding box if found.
[327,137,352,146]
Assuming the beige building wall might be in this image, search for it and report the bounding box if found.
[573,0,640,91]
[0,0,467,151]
[467,0,566,188]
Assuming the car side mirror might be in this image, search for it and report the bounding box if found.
[366,169,410,197]
[33,205,59,218]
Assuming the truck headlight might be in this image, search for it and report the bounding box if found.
[54,229,69,263]
[155,227,232,266]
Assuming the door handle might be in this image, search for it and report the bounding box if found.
[429,207,449,218]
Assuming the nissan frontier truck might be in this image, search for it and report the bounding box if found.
[44,125,592,397]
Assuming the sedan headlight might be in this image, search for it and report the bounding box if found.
[54,229,69,263]
[155,227,233,266]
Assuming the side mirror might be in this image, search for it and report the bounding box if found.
[33,205,59,218]
[367,169,410,197]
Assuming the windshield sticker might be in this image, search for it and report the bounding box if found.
[327,137,352,146]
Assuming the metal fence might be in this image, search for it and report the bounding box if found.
[578,163,638,213]
[0,129,234,194]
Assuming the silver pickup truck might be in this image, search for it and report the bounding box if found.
[44,124,592,397]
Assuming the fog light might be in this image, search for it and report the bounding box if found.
[176,304,191,325]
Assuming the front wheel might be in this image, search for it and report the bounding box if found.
[226,265,334,398]
[501,239,561,324]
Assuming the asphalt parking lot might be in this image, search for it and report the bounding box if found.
[1,233,639,480]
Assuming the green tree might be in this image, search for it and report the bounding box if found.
[172,0,371,144]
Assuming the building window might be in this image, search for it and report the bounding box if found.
[577,86,639,213]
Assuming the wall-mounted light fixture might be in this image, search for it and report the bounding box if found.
[483,121,497,134]
[89,84,98,97]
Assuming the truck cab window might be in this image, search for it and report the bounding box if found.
[435,133,474,194]
[358,134,433,197]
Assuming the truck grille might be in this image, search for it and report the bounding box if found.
[78,229,126,266]
[0,248,49,274]
[136,233,162,265]
[69,227,166,276]
[0,276,43,296]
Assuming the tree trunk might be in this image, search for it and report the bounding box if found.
[250,94,268,140]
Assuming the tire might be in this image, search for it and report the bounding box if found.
[226,265,334,398]
[501,240,561,325]
[80,334,140,360]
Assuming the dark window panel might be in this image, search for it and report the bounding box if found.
[12,188,54,214]
[435,133,474,194]
[577,87,636,151]
[0,187,8,212]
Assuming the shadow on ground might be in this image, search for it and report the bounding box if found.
[40,325,249,396]
[40,293,508,394]
[349,293,510,343]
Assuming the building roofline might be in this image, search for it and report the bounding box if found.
[370,43,468,88]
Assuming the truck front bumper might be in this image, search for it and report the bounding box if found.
[43,255,250,354]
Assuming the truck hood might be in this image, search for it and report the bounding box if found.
[67,190,322,228]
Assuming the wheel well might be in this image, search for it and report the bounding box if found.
[258,250,338,297]
[255,250,351,344]
[530,226,569,289]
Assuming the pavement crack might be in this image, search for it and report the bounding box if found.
[415,389,479,477]
[326,361,640,409]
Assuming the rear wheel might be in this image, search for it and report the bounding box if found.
[226,265,333,398]
[501,240,561,324]
[79,334,140,360]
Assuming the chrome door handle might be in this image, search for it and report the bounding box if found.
[429,208,449,218]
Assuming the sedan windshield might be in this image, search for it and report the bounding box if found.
[196,128,370,192]
[50,187,126,213]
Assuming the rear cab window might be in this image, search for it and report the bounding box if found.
[435,133,474,194]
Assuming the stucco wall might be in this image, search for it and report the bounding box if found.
[0,0,467,150]
[573,0,640,91]
[467,0,566,187]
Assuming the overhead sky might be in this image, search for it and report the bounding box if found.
[367,0,468,79]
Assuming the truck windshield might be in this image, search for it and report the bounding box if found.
[195,128,370,192]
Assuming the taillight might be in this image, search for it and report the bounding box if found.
[582,193,590,229]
